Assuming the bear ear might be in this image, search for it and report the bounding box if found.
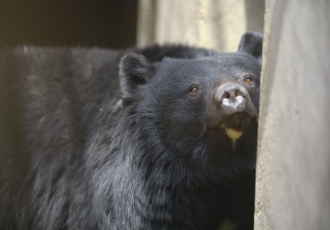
[119,52,155,99]
[237,31,263,63]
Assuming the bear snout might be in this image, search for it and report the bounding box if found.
[215,83,247,115]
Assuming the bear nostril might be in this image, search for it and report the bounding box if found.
[235,89,243,97]
[224,92,230,99]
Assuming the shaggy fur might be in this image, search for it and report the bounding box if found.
[0,32,262,230]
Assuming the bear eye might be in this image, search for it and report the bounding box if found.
[190,87,199,94]
[244,76,253,84]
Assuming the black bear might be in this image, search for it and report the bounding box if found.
[0,32,262,230]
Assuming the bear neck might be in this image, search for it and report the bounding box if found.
[129,114,257,187]
[98,103,256,228]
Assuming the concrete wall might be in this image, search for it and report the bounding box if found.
[255,0,330,229]
[137,0,264,52]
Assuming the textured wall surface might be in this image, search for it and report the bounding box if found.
[137,0,264,52]
[255,0,330,229]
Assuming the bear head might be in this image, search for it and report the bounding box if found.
[118,32,262,180]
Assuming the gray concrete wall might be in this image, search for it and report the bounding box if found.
[255,0,330,229]
[137,0,264,52]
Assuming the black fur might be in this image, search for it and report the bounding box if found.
[237,31,263,63]
[0,32,263,230]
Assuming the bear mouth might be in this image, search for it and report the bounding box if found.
[204,112,256,146]
[206,111,254,132]
[219,112,253,131]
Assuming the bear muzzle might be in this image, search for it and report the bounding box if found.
[204,83,257,133]
[215,83,247,114]
[215,83,257,118]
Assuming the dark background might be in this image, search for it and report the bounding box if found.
[0,0,138,49]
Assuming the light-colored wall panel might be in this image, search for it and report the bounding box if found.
[137,0,264,52]
[255,0,330,229]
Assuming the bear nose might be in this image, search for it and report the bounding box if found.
[215,83,247,114]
